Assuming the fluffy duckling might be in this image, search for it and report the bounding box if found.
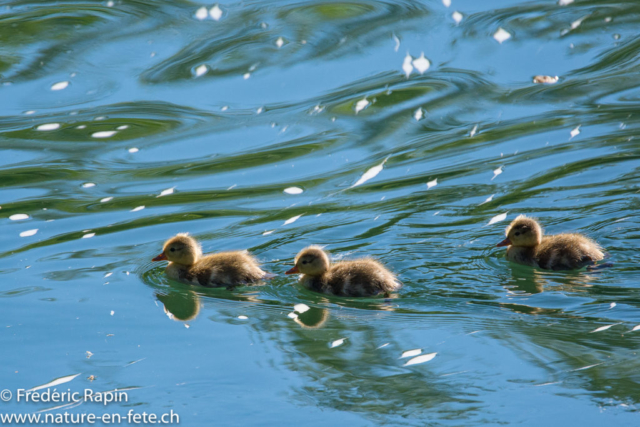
[496,215,604,270]
[152,233,271,287]
[285,246,401,297]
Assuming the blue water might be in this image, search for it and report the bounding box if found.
[2,0,640,425]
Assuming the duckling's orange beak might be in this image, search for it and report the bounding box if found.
[496,238,511,247]
[285,266,299,275]
[152,252,167,261]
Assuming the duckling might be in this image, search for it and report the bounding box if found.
[496,215,605,270]
[285,246,401,297]
[152,233,272,287]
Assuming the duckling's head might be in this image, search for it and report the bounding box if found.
[152,233,202,266]
[285,246,330,276]
[497,215,542,248]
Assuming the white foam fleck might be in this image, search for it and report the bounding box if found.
[117,125,129,130]
[128,148,139,153]
[276,37,284,48]
[158,188,174,197]
[237,315,248,320]
[426,179,437,189]
[262,230,274,235]
[76,125,86,129]
[412,53,430,74]
[51,81,69,91]
[610,302,616,309]
[82,233,95,239]
[283,214,302,225]
[377,343,390,349]
[404,352,437,366]
[452,11,463,24]
[330,338,346,348]
[355,97,369,114]
[558,0,574,4]
[284,187,303,195]
[131,206,145,212]
[352,157,388,188]
[100,197,113,203]
[294,304,310,313]
[20,229,38,237]
[110,310,115,316]
[209,4,222,21]
[493,28,511,44]
[82,182,96,188]
[92,131,117,138]
[195,64,208,77]
[25,110,36,115]
[400,349,422,359]
[195,6,207,20]
[104,272,113,278]
[28,373,80,392]
[470,124,478,137]
[37,123,60,131]
[571,16,586,30]
[442,0,451,7]
[414,108,423,121]
[631,325,640,332]
[243,73,251,80]
[488,212,508,226]
[10,214,29,221]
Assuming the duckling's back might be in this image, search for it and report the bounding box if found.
[536,234,604,270]
[190,251,266,287]
[327,258,401,297]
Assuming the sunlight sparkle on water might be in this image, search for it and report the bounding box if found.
[51,81,69,91]
[131,206,145,212]
[330,338,346,348]
[352,157,388,188]
[404,352,437,366]
[412,53,430,74]
[158,188,174,197]
[491,167,503,180]
[427,179,438,189]
[37,123,60,131]
[294,304,310,313]
[283,215,302,225]
[276,37,284,48]
[10,214,29,220]
[195,64,208,77]
[20,229,38,237]
[100,197,113,203]
[209,5,222,21]
[284,187,303,195]
[82,233,95,239]
[400,349,422,359]
[493,28,511,44]
[570,126,581,138]
[414,108,423,121]
[92,131,117,138]
[355,97,369,114]
[452,11,463,24]
[488,212,508,226]
[402,54,413,78]
[195,7,207,20]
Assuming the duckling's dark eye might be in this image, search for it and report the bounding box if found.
[302,260,307,264]
[514,232,520,236]
[170,247,176,252]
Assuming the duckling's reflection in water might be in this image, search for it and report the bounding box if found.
[293,307,330,329]
[155,290,201,322]
[504,264,602,297]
